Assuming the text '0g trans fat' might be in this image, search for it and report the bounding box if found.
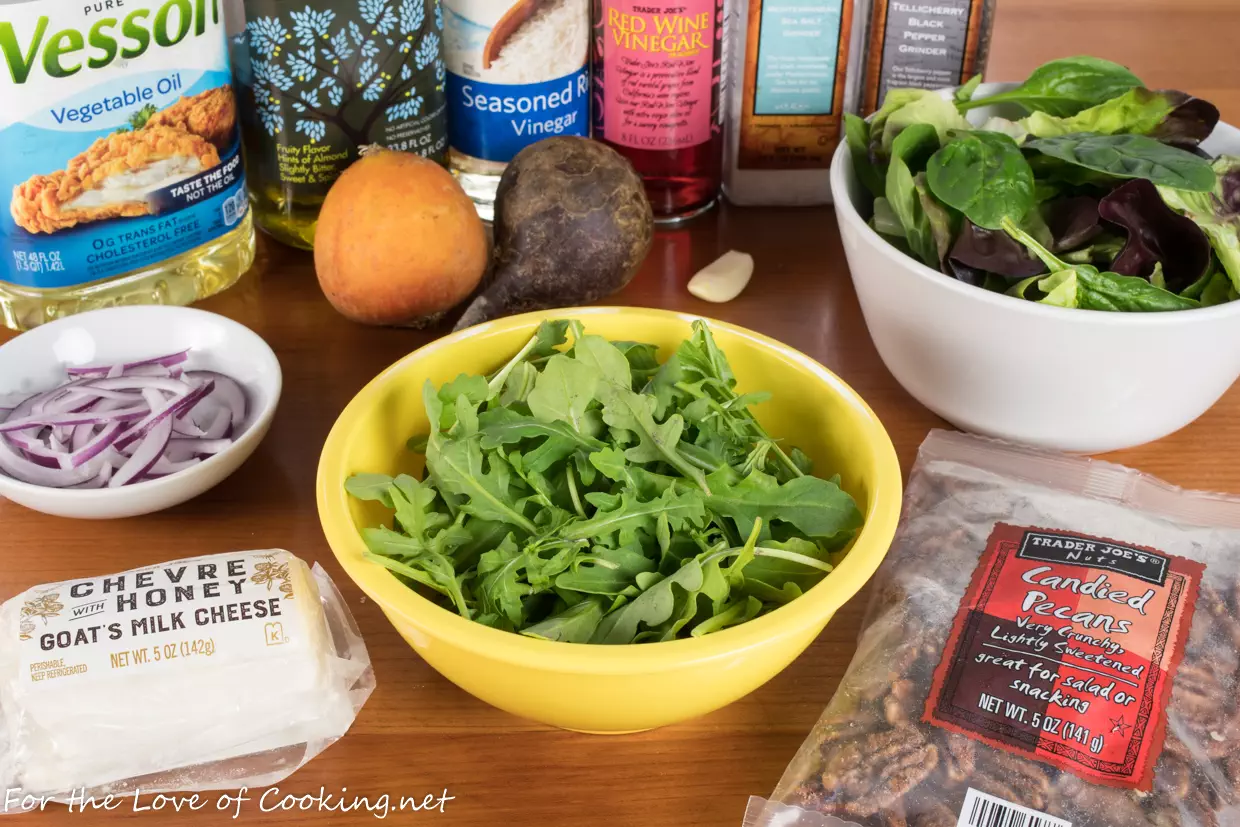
[0,0,256,331]
[443,0,590,218]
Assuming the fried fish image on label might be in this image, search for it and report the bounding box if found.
[0,0,249,289]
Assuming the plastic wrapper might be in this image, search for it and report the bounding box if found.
[0,550,373,806]
[748,430,1240,827]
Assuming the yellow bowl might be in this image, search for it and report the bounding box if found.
[317,307,902,732]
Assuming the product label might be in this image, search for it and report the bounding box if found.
[14,551,313,687]
[0,0,249,289]
[443,0,589,163]
[236,0,448,194]
[862,0,987,114]
[597,0,722,151]
[925,524,1203,790]
[737,0,851,169]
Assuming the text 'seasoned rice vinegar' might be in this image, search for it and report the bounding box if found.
[445,0,591,220]
[592,0,726,222]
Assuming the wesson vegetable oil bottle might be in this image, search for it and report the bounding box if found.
[234,0,448,248]
[0,0,256,331]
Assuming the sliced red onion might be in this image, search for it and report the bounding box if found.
[68,464,113,489]
[166,438,232,462]
[110,417,173,488]
[0,353,245,490]
[148,455,202,475]
[185,371,247,430]
[66,421,125,469]
[115,380,213,450]
[0,434,97,487]
[0,404,149,434]
[67,350,190,377]
[201,407,232,440]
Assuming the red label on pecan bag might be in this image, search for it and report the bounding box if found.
[924,523,1203,790]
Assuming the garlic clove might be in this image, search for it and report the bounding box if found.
[688,250,754,303]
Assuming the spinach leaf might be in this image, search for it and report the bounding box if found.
[926,131,1035,229]
[960,56,1143,116]
[1025,133,1216,192]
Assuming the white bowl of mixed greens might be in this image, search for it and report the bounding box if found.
[831,56,1240,453]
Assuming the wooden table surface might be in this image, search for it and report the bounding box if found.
[4,3,1240,823]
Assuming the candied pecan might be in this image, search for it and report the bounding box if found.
[938,733,976,785]
[820,727,940,818]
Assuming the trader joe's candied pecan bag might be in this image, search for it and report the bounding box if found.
[746,430,1240,827]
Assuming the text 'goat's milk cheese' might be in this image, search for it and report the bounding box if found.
[0,0,256,331]
[443,0,590,218]
[0,550,373,798]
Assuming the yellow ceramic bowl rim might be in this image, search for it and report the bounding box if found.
[317,307,902,675]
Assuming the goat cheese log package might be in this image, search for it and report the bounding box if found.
[0,550,374,799]
[745,431,1240,827]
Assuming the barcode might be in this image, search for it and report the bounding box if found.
[957,788,1071,827]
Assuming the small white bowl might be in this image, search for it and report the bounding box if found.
[831,82,1240,453]
[0,306,281,519]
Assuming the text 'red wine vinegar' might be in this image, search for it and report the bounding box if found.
[592,0,725,221]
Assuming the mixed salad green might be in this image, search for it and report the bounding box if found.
[847,56,1240,311]
[345,320,863,644]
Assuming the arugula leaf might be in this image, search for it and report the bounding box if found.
[554,545,656,594]
[344,473,395,507]
[521,598,605,643]
[426,431,538,534]
[477,406,604,453]
[527,354,599,434]
[706,469,863,540]
[559,487,708,543]
[391,474,449,544]
[362,530,470,617]
[691,596,762,637]
[589,561,706,644]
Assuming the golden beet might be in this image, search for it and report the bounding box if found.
[314,150,488,326]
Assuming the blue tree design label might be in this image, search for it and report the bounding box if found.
[236,0,447,197]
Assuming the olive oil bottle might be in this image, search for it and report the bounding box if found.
[234,0,448,249]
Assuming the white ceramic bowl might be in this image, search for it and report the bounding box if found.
[0,307,281,519]
[831,82,1240,453]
